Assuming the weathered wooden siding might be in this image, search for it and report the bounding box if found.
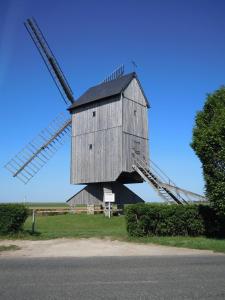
[72,96,122,136]
[122,133,149,172]
[67,182,144,206]
[67,184,103,205]
[122,97,148,138]
[71,126,122,184]
[122,78,149,173]
[71,96,123,184]
[123,78,147,106]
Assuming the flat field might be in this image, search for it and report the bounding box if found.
[27,202,68,209]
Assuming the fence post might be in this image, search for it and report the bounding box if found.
[32,209,36,234]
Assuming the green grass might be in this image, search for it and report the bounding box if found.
[128,236,225,253]
[0,245,20,252]
[24,214,127,239]
[1,214,225,253]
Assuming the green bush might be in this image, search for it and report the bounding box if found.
[198,205,225,238]
[0,204,29,235]
[125,203,225,238]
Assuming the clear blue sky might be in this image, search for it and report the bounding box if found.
[0,0,225,203]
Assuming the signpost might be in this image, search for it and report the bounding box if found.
[104,193,115,218]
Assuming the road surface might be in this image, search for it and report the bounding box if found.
[0,256,225,299]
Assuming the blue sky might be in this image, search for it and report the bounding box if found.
[0,0,225,203]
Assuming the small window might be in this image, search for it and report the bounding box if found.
[92,111,96,117]
[89,144,92,150]
[134,110,137,116]
[134,140,140,155]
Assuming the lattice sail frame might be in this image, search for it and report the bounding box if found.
[24,18,74,105]
[5,113,71,184]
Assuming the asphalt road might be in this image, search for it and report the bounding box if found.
[0,256,225,299]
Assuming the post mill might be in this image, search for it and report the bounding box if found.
[5,18,206,207]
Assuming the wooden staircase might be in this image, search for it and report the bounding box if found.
[132,154,206,204]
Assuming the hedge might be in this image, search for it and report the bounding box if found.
[0,204,29,235]
[125,203,225,238]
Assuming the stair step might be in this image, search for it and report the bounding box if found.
[133,163,185,205]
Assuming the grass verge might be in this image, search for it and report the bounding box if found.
[128,236,225,253]
[0,214,224,253]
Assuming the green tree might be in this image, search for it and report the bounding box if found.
[191,87,225,215]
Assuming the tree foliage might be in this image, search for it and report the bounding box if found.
[191,87,225,215]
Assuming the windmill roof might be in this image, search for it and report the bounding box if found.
[68,72,149,110]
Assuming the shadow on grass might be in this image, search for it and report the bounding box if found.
[0,245,20,252]
[25,230,41,236]
[0,229,42,240]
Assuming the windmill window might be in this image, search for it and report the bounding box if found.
[133,141,140,155]
[89,144,92,150]
[92,111,96,117]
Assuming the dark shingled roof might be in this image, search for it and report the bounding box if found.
[68,72,149,110]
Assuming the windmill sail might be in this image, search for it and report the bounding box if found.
[24,18,75,105]
[5,114,72,184]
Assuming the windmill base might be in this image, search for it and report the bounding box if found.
[67,182,144,207]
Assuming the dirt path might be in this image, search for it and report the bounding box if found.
[0,238,221,257]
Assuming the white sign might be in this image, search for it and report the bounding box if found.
[104,192,115,203]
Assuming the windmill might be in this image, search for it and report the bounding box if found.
[5,18,206,206]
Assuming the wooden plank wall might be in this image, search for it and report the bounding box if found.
[122,78,149,173]
[71,127,122,183]
[67,182,144,206]
[122,98,148,138]
[72,96,122,136]
[123,78,147,106]
[67,184,103,206]
[122,134,149,172]
[71,96,123,184]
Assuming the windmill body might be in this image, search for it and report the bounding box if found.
[67,72,149,205]
[69,73,149,184]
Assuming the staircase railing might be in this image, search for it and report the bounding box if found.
[132,152,194,204]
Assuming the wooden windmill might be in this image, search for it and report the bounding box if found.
[5,18,206,206]
[67,71,150,205]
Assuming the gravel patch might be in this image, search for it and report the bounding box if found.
[0,238,222,258]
